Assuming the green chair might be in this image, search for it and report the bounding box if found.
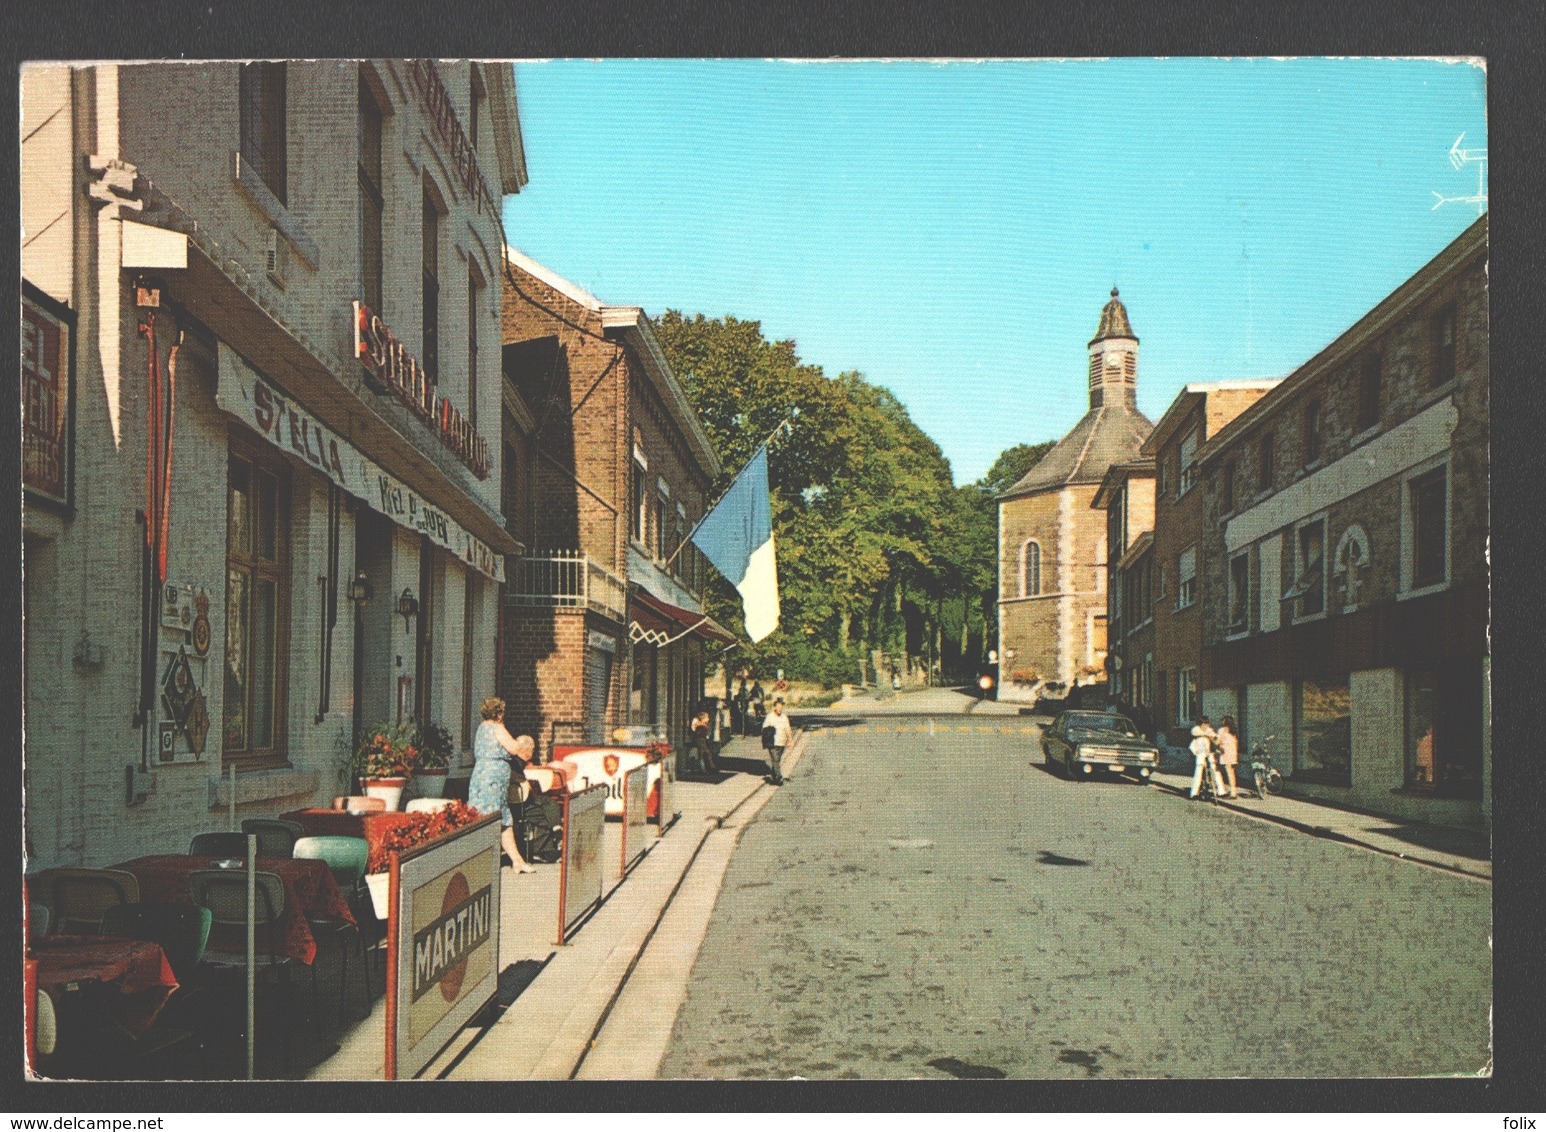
[293,835,372,1024]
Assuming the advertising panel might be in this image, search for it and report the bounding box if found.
[654,753,675,835]
[21,283,75,511]
[559,785,607,944]
[620,763,651,875]
[385,815,501,1079]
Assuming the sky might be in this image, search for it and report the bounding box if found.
[501,58,1487,486]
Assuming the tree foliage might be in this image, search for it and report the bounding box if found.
[654,310,1056,687]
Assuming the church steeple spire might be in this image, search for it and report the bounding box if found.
[1087,287,1138,410]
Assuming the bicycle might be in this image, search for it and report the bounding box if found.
[1249,734,1284,799]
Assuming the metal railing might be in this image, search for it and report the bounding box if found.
[506,551,627,621]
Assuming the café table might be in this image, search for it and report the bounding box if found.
[108,855,353,965]
[31,934,179,1036]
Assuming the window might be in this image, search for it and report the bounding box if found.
[240,62,287,204]
[652,490,668,559]
[630,456,647,542]
[1289,518,1325,618]
[1221,460,1236,514]
[1294,677,1351,783]
[421,183,441,381]
[673,504,686,578]
[1431,303,1457,387]
[1178,430,1198,496]
[1020,540,1041,597]
[223,446,289,765]
[1176,545,1196,610]
[1178,667,1198,726]
[1357,354,1381,433]
[467,263,483,429]
[501,440,520,530]
[357,74,384,314]
[1411,466,1448,589]
[469,66,484,151]
[1258,431,1274,494]
[1302,399,1321,465]
[1155,457,1167,497]
[1227,552,1249,634]
[1405,664,1483,795]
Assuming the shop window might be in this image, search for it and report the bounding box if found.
[1227,551,1250,634]
[1178,668,1198,726]
[1020,540,1041,597]
[1286,518,1325,619]
[1405,665,1483,796]
[1409,466,1448,590]
[357,73,384,314]
[240,62,287,204]
[1303,398,1321,465]
[1431,303,1457,388]
[462,572,477,749]
[223,446,290,766]
[1293,677,1351,784]
[1357,354,1382,433]
[1258,431,1274,495]
[1176,545,1196,610]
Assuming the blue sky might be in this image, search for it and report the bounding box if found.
[502,58,1487,485]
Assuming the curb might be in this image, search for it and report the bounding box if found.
[1149,776,1491,881]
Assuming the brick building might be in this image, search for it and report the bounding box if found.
[1092,460,1156,730]
[997,290,1152,698]
[499,251,731,759]
[20,61,526,867]
[1192,216,1488,828]
[1139,381,1279,731]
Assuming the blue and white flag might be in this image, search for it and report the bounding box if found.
[691,445,780,643]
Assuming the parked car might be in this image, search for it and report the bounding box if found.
[1041,710,1159,782]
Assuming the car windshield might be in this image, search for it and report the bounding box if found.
[1065,713,1138,737]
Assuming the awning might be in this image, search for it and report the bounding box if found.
[629,588,737,646]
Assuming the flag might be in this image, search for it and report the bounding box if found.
[691,445,780,643]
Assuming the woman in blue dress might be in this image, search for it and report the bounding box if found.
[467,696,536,872]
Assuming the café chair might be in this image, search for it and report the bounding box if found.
[332,795,386,813]
[292,836,372,1024]
[187,869,303,1074]
[189,832,251,858]
[98,902,213,1076]
[405,798,454,813]
[38,867,141,934]
[240,818,305,858]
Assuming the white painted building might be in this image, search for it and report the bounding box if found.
[21,60,527,866]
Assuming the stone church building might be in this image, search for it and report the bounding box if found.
[997,290,1153,700]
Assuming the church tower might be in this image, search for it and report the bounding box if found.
[995,288,1153,696]
[1088,287,1138,411]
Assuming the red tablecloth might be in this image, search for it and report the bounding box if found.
[109,855,354,965]
[279,808,419,865]
[32,935,179,1036]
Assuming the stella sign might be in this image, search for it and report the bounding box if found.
[353,301,491,480]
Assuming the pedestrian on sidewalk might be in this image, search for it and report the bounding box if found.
[762,699,793,785]
[1216,715,1242,799]
[1189,716,1225,800]
[690,707,718,777]
[468,697,537,873]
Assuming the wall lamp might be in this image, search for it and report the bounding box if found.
[396,587,419,632]
[347,569,373,609]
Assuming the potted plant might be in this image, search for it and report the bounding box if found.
[413,721,455,798]
[354,720,420,812]
[363,800,483,918]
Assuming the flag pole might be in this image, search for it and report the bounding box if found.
[660,416,792,572]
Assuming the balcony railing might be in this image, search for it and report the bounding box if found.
[506,551,626,621]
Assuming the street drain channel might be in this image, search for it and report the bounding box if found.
[927,1056,1006,1079]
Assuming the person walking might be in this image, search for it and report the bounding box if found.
[762,699,793,785]
[467,697,536,872]
[690,707,718,777]
[1216,715,1242,798]
[734,679,751,736]
[1189,715,1225,800]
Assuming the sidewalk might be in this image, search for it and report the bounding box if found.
[1149,767,1491,880]
[309,732,793,1080]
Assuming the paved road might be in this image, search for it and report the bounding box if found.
[659,716,1492,1080]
